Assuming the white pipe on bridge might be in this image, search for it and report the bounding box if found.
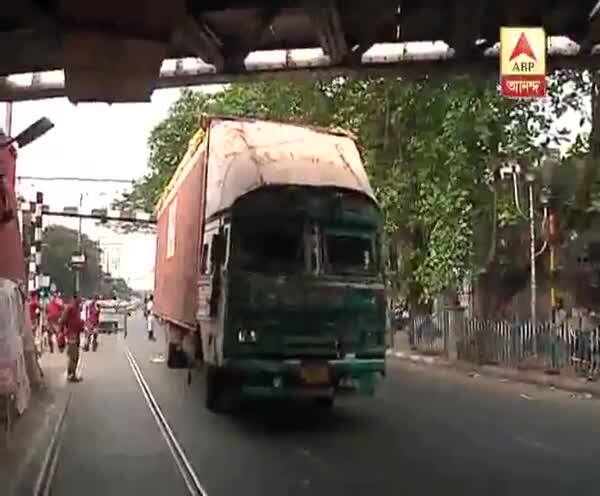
[0,38,584,102]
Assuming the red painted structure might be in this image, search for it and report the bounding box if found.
[0,141,26,283]
[153,127,207,330]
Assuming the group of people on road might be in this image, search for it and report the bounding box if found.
[29,291,156,381]
[29,291,101,382]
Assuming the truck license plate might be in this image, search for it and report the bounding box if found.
[300,366,330,385]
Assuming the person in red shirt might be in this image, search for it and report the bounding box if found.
[29,290,40,332]
[59,293,84,382]
[47,293,65,353]
[85,294,101,350]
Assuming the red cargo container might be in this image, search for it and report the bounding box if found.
[153,128,208,330]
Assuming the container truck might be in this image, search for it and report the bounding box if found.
[153,115,386,411]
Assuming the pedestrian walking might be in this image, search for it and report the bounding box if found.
[59,293,84,382]
[146,295,155,341]
[85,294,100,350]
[29,290,40,333]
[46,292,64,353]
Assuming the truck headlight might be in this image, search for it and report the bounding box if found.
[237,329,257,343]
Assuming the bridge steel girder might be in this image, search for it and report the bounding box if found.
[306,0,349,64]
[2,52,600,102]
[2,1,600,102]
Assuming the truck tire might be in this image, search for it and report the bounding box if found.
[204,365,222,412]
[166,343,187,369]
[205,366,239,413]
[194,328,204,363]
[315,396,334,409]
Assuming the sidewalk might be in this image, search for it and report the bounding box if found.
[0,350,71,495]
[388,331,600,397]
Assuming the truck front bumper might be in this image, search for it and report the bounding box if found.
[222,357,385,399]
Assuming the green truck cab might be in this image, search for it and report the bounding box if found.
[154,116,386,411]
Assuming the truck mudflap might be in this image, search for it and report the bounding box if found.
[221,357,385,398]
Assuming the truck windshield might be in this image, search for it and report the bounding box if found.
[234,222,305,274]
[324,230,376,275]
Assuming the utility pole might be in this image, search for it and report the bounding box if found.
[4,102,12,135]
[75,193,83,293]
[501,163,547,356]
[549,212,558,319]
[99,241,122,275]
[527,176,537,353]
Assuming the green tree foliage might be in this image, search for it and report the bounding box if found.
[114,90,214,214]
[41,224,103,296]
[323,79,530,302]
[98,276,131,299]
[114,75,589,305]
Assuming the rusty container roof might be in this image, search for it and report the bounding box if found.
[204,116,375,220]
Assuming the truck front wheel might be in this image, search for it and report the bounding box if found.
[166,343,187,369]
[315,396,334,409]
[194,329,204,363]
[205,366,239,413]
[205,365,222,411]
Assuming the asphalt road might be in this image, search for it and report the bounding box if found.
[44,313,600,496]
[48,331,189,496]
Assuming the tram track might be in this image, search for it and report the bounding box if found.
[32,339,206,496]
[33,351,84,496]
[123,344,207,496]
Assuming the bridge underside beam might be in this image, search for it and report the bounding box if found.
[2,52,600,102]
[306,1,349,64]
[1,1,600,102]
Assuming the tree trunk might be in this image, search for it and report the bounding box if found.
[576,71,600,214]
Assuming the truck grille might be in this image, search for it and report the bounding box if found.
[282,335,339,358]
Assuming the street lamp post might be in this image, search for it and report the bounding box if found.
[499,162,549,355]
[526,173,537,337]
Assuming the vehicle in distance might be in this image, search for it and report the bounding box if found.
[153,115,386,411]
[97,298,132,333]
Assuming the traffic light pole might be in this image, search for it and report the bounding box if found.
[28,192,44,292]
[20,194,155,295]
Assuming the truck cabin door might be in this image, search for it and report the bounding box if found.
[209,228,226,317]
